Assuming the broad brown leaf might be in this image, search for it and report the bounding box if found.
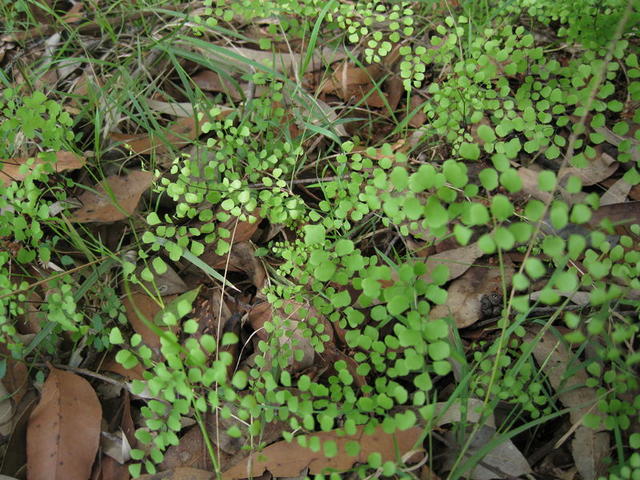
[422,241,484,284]
[0,151,85,186]
[222,424,422,479]
[27,366,102,480]
[430,264,512,328]
[110,117,198,155]
[70,170,154,223]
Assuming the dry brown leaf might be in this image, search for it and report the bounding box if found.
[430,264,512,328]
[201,242,266,289]
[558,151,617,186]
[320,62,388,107]
[594,126,639,163]
[572,428,609,480]
[222,424,422,479]
[248,300,332,373]
[517,167,553,203]
[526,327,609,480]
[146,99,197,118]
[0,354,28,434]
[70,170,154,223]
[136,262,189,296]
[186,45,347,76]
[160,424,223,472]
[217,215,262,243]
[123,292,177,352]
[139,467,215,480]
[92,454,131,480]
[422,241,484,284]
[0,351,28,407]
[0,151,85,186]
[0,382,14,436]
[192,71,245,101]
[27,366,102,480]
[100,356,146,381]
[101,430,131,464]
[443,425,531,480]
[110,117,198,155]
[386,76,405,111]
[600,178,632,205]
[408,95,427,128]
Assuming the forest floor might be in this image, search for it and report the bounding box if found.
[0,1,639,480]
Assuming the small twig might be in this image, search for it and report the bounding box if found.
[33,363,128,387]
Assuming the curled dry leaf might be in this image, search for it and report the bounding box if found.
[222,424,422,479]
[0,151,85,186]
[70,170,154,223]
[27,366,102,480]
[100,430,131,464]
[430,264,513,328]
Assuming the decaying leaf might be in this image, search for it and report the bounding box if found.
[430,264,512,328]
[139,467,215,480]
[422,242,484,285]
[248,300,332,373]
[69,170,154,223]
[92,455,131,480]
[558,150,618,186]
[526,327,609,480]
[443,425,531,480]
[600,178,632,205]
[217,215,262,243]
[517,167,553,203]
[593,126,639,163]
[160,423,224,472]
[319,62,388,107]
[27,366,102,480]
[0,354,28,436]
[572,428,610,480]
[136,262,189,296]
[222,424,422,479]
[192,70,245,101]
[201,242,267,289]
[0,151,85,186]
[0,382,14,436]
[185,44,347,76]
[146,99,197,118]
[124,289,194,355]
[110,117,199,155]
[101,430,131,464]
